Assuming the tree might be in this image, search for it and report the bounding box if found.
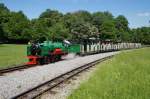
[47,22,69,41]
[131,27,150,44]
[99,20,116,41]
[2,11,30,42]
[0,3,10,41]
[0,3,149,44]
[64,11,92,37]
[73,10,92,22]
[115,15,130,41]
[27,19,49,41]
[92,11,116,41]
[39,9,63,26]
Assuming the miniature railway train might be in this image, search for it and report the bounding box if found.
[27,40,141,65]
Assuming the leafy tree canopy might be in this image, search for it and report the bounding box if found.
[0,3,149,44]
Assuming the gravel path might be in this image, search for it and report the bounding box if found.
[0,52,119,99]
[38,65,98,99]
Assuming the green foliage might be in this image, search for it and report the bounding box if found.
[115,15,130,42]
[29,19,49,40]
[115,15,129,31]
[0,3,10,41]
[3,11,30,40]
[71,22,96,39]
[0,3,149,44]
[99,20,116,40]
[131,27,150,44]
[39,9,63,26]
[73,10,92,22]
[68,48,150,99]
[92,11,116,41]
[64,10,95,39]
[48,22,70,40]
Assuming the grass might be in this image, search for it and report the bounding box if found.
[68,48,150,99]
[0,44,27,69]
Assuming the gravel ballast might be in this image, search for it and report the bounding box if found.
[39,65,98,99]
[0,52,119,99]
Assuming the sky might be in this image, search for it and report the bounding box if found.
[0,0,150,28]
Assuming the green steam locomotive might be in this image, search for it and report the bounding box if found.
[27,40,80,65]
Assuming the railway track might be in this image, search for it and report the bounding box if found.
[0,54,111,75]
[12,55,113,99]
[0,48,136,75]
[0,51,115,75]
[0,64,36,74]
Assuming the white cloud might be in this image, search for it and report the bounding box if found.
[137,12,150,17]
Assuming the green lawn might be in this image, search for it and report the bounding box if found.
[68,48,150,99]
[0,44,27,69]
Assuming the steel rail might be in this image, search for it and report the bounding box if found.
[0,64,36,74]
[0,47,139,74]
[12,55,113,99]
